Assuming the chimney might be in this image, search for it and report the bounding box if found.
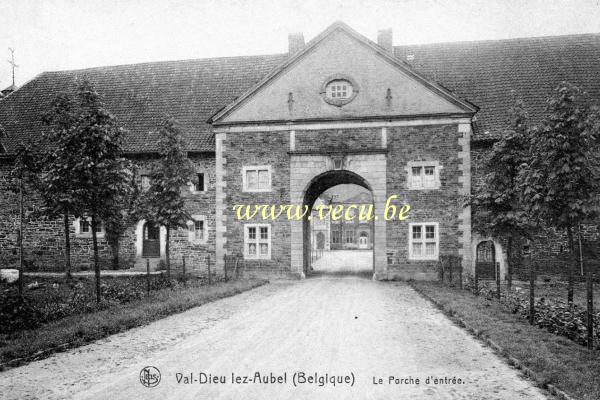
[288,33,305,55]
[377,28,393,54]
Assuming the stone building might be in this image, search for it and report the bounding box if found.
[329,192,374,251]
[0,22,599,279]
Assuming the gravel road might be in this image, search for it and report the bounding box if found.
[0,277,549,400]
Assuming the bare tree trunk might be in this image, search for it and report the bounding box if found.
[586,260,594,350]
[91,215,101,303]
[566,226,575,306]
[110,239,120,270]
[63,212,72,279]
[165,225,171,280]
[578,224,584,276]
[506,236,513,291]
[496,261,501,299]
[18,177,24,296]
[529,258,535,325]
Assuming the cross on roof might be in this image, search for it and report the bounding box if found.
[7,48,18,87]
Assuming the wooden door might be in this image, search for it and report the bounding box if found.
[143,223,161,258]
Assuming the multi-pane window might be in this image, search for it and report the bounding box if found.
[326,79,354,99]
[244,224,271,259]
[188,215,207,244]
[141,175,151,191]
[332,230,342,244]
[343,230,355,244]
[77,218,104,237]
[243,166,271,192]
[409,223,439,260]
[190,220,204,240]
[407,161,441,190]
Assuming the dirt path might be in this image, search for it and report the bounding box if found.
[0,278,549,399]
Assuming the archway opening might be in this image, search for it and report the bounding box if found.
[303,170,374,278]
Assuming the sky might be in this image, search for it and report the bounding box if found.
[1,0,600,88]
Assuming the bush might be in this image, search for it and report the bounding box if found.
[0,274,221,334]
[472,282,600,349]
[0,293,43,334]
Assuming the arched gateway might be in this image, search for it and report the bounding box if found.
[290,154,388,279]
[211,22,475,280]
[302,169,374,275]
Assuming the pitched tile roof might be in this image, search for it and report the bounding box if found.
[394,33,600,140]
[0,54,287,153]
[0,32,599,153]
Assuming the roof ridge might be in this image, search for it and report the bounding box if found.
[43,53,286,75]
[395,32,600,49]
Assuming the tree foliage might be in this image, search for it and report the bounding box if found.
[472,99,535,240]
[139,117,194,277]
[42,80,131,300]
[520,82,600,229]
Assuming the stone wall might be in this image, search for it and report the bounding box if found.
[385,123,463,280]
[0,153,216,272]
[221,130,291,274]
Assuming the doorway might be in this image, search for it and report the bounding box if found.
[142,222,161,258]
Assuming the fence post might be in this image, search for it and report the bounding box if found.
[206,254,212,285]
[146,258,150,297]
[529,259,535,325]
[235,258,240,279]
[474,267,479,296]
[448,257,453,286]
[182,256,186,287]
[495,261,501,299]
[224,255,228,281]
[439,260,444,283]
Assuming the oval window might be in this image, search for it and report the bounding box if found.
[326,79,353,100]
[320,75,359,106]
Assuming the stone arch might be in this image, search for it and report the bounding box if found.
[290,152,387,279]
[471,236,506,280]
[135,219,167,259]
[301,169,374,276]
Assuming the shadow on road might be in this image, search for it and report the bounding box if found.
[307,268,373,279]
[309,250,373,279]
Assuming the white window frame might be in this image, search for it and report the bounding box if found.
[187,215,208,244]
[73,217,105,238]
[188,171,207,193]
[408,222,439,261]
[244,223,271,260]
[405,161,442,190]
[242,165,272,192]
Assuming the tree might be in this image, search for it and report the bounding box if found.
[140,117,194,279]
[68,80,131,302]
[520,82,600,320]
[40,93,84,279]
[471,99,535,291]
[8,143,38,295]
[104,167,137,270]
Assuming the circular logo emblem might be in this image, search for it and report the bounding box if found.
[140,366,161,388]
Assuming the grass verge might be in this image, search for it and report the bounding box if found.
[0,278,267,370]
[411,281,600,400]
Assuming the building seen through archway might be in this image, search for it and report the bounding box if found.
[309,184,373,277]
